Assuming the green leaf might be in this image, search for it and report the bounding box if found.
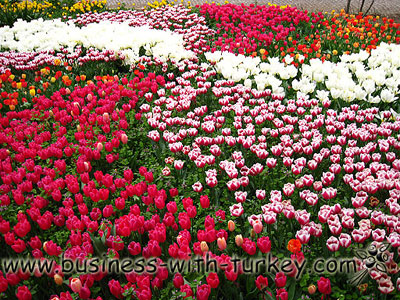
[246,275,253,293]
[288,279,296,300]
[89,232,107,255]
[245,287,259,297]
[299,273,309,287]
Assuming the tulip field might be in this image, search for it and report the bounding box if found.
[0,1,400,299]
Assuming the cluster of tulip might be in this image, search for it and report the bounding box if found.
[0,3,399,300]
[200,3,400,63]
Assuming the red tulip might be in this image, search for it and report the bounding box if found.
[196,284,211,300]
[275,272,287,288]
[16,285,32,300]
[206,272,219,288]
[317,277,331,295]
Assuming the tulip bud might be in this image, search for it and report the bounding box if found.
[200,241,209,253]
[253,221,263,234]
[235,235,243,247]
[70,277,82,293]
[49,110,54,117]
[103,112,109,121]
[43,241,48,253]
[121,134,128,144]
[66,88,71,95]
[308,284,316,294]
[217,237,227,251]
[97,143,103,151]
[87,94,93,101]
[54,274,63,285]
[250,229,256,238]
[228,220,235,232]
[77,125,81,132]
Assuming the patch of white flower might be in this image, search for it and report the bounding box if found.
[205,42,400,104]
[0,18,194,64]
[205,51,261,82]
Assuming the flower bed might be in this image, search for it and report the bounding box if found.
[205,43,400,104]
[0,3,399,300]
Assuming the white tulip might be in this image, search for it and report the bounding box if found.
[381,89,397,103]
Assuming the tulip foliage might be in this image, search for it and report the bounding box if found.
[0,3,400,300]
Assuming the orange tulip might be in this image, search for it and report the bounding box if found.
[217,237,227,251]
[308,284,316,294]
[54,274,63,285]
[200,241,209,253]
[228,220,235,232]
[235,235,243,247]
